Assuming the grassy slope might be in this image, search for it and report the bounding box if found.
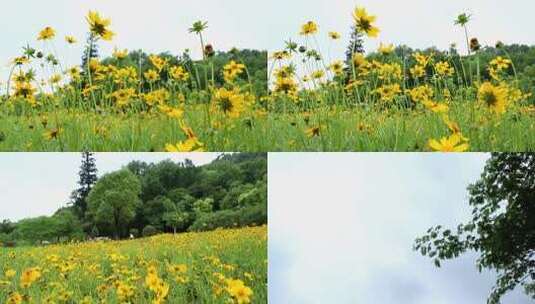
[0,226,267,303]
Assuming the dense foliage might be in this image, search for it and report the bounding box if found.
[0,153,267,245]
[414,153,535,303]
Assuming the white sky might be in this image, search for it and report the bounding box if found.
[0,153,220,221]
[267,0,535,55]
[2,1,534,85]
[0,0,269,82]
[269,153,531,303]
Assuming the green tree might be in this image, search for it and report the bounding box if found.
[414,153,535,303]
[162,199,191,234]
[71,152,98,218]
[87,170,141,239]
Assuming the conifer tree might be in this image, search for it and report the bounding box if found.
[71,152,98,218]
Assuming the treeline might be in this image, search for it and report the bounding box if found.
[0,153,267,246]
[367,43,535,103]
[99,48,268,96]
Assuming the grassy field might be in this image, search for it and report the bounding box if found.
[266,102,535,152]
[0,11,268,152]
[0,226,267,304]
[0,106,271,152]
[267,7,535,152]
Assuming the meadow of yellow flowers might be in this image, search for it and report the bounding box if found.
[0,226,266,303]
[268,7,535,151]
[0,11,269,152]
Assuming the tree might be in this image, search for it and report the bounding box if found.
[345,24,365,79]
[81,33,99,70]
[414,153,535,303]
[71,152,98,219]
[162,199,190,234]
[143,196,172,230]
[87,170,141,239]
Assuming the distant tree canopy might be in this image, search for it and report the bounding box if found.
[87,169,142,239]
[414,153,535,303]
[0,153,267,246]
[364,44,535,104]
[99,48,268,96]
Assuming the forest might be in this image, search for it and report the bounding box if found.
[0,153,267,245]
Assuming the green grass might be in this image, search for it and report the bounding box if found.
[266,102,535,151]
[0,106,273,152]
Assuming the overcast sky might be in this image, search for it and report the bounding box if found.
[0,0,269,81]
[269,153,531,303]
[0,153,220,222]
[267,0,535,54]
[2,1,534,83]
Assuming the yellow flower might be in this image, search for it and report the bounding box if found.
[12,56,29,66]
[159,105,184,119]
[144,69,160,83]
[422,100,449,113]
[377,43,394,55]
[408,85,434,103]
[328,31,341,40]
[478,82,508,114]
[305,126,321,138]
[375,84,401,102]
[329,61,344,75]
[168,264,188,274]
[410,65,426,78]
[435,61,454,76]
[5,269,16,279]
[352,53,367,69]
[353,7,380,38]
[6,292,23,304]
[86,11,115,41]
[169,66,190,82]
[13,81,36,99]
[49,74,62,85]
[413,53,431,66]
[428,134,469,152]
[223,60,246,83]
[20,267,41,288]
[149,55,168,72]
[65,35,77,44]
[38,26,56,40]
[211,88,246,118]
[43,128,62,141]
[113,48,128,59]
[311,70,325,79]
[111,88,136,107]
[116,281,135,302]
[68,66,81,80]
[226,279,253,304]
[490,56,511,71]
[300,21,318,35]
[143,88,169,106]
[271,51,291,60]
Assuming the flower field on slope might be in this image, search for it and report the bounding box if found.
[0,11,268,152]
[0,226,266,304]
[268,7,535,152]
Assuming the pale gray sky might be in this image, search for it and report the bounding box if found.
[269,153,531,303]
[2,1,534,86]
[0,0,269,82]
[0,153,220,222]
[267,0,535,55]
